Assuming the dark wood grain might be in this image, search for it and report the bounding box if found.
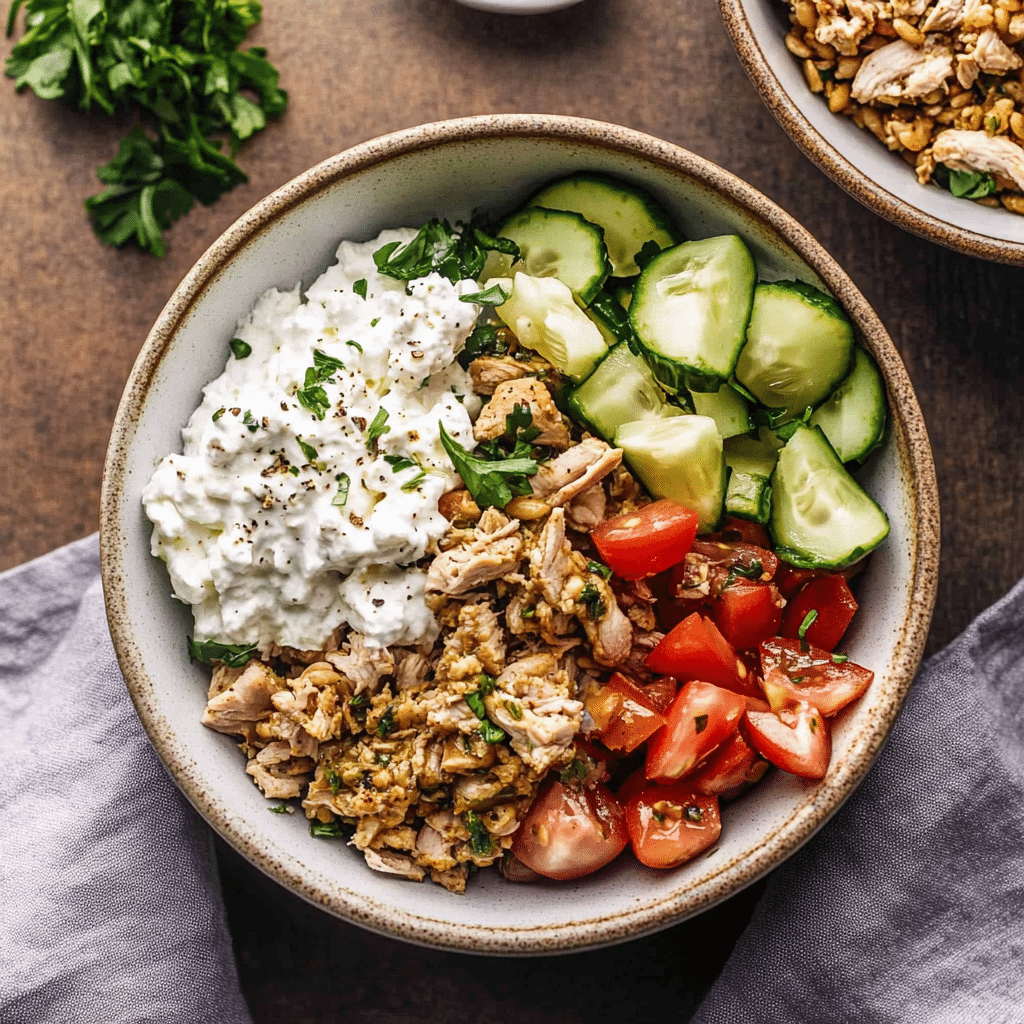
[4,2,1023,1019]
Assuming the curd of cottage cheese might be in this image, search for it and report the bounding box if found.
[143,228,482,652]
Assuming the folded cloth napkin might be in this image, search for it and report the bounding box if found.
[0,536,253,1024]
[692,580,1024,1023]
[3,537,1023,1023]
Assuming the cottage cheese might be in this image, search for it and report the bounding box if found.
[143,228,482,652]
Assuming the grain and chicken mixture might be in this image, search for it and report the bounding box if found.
[201,354,660,893]
[784,0,1024,213]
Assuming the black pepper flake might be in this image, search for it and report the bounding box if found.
[372,599,385,607]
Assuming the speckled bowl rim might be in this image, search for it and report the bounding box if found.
[100,113,940,955]
[718,0,1024,266]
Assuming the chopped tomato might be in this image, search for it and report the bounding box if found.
[774,563,822,600]
[745,701,831,780]
[644,680,746,782]
[642,676,680,714]
[780,574,858,652]
[591,500,699,580]
[585,672,667,753]
[690,539,779,583]
[759,637,873,717]
[687,730,769,797]
[645,613,748,691]
[710,516,772,549]
[510,780,628,881]
[625,783,721,868]
[712,582,784,653]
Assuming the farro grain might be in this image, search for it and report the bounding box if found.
[1011,111,1024,137]
[803,59,824,94]
[786,30,814,59]
[976,196,1002,206]
[835,56,862,79]
[828,81,852,113]
[996,7,1011,33]
[893,18,926,45]
[950,91,976,109]
[1001,193,1024,212]
[794,0,817,29]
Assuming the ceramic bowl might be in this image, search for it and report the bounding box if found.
[453,0,585,12]
[718,0,1024,265]
[100,113,939,955]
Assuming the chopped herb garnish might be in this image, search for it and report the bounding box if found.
[309,819,345,838]
[324,766,341,794]
[353,278,367,299]
[229,338,252,359]
[503,700,523,721]
[586,559,613,580]
[366,407,391,454]
[521,606,535,619]
[579,582,607,620]
[375,705,395,738]
[212,407,226,422]
[694,714,709,734]
[348,691,368,722]
[370,317,380,327]
[478,720,506,744]
[797,609,819,640]
[438,422,537,510]
[296,370,330,420]
[297,438,318,463]
[560,756,589,786]
[458,323,510,369]
[935,164,998,200]
[400,472,426,492]
[313,349,345,374]
[790,675,808,684]
[288,465,300,477]
[460,282,511,305]
[242,410,259,433]
[465,690,488,720]
[383,454,418,474]
[464,810,494,855]
[831,653,849,664]
[346,339,363,353]
[724,558,764,588]
[478,673,497,696]
[375,753,391,766]
[332,473,350,507]
[373,218,518,285]
[186,637,257,668]
[268,804,292,814]
[685,804,704,823]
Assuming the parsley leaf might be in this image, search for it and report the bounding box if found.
[6,0,287,257]
[438,422,537,510]
[366,407,390,454]
[935,163,998,199]
[229,337,251,359]
[457,323,509,369]
[186,636,257,668]
[464,810,494,856]
[332,473,350,507]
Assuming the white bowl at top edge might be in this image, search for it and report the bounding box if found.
[100,113,939,955]
[718,0,1024,265]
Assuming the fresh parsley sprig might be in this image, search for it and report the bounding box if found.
[5,0,287,256]
[186,636,257,668]
[438,423,537,510]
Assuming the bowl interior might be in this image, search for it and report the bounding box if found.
[721,0,1024,262]
[101,116,937,954]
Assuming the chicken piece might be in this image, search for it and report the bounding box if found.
[921,0,982,32]
[473,377,570,450]
[970,28,1023,76]
[425,508,524,595]
[565,483,607,532]
[202,661,284,740]
[435,597,507,679]
[362,848,426,882]
[530,437,623,508]
[813,0,879,57]
[930,129,1024,190]
[245,742,314,799]
[577,574,634,668]
[468,356,551,395]
[325,633,395,696]
[892,0,927,15]
[852,40,954,105]
[394,649,431,691]
[529,506,576,609]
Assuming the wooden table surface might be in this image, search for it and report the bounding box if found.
[4,1,1024,1020]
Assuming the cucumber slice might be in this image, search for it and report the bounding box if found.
[691,383,752,439]
[487,207,610,303]
[769,424,889,569]
[809,346,887,463]
[735,281,854,419]
[629,235,757,395]
[494,273,608,381]
[526,173,679,277]
[723,434,778,524]
[614,415,726,533]
[566,341,680,442]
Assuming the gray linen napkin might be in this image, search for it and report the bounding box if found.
[692,578,1024,1023]
[0,535,253,1024]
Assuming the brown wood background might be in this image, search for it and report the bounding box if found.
[3,1,1024,1020]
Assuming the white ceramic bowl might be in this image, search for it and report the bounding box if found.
[100,113,939,954]
[718,0,1024,265]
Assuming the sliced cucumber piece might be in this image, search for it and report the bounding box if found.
[566,341,680,441]
[691,383,752,439]
[526,173,679,277]
[769,424,889,569]
[494,273,608,381]
[629,235,757,395]
[486,207,610,303]
[614,415,726,533]
[810,346,887,463]
[723,435,778,524]
[735,281,854,419]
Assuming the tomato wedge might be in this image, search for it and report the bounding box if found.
[710,516,773,549]
[645,679,746,782]
[646,613,751,692]
[745,701,831,780]
[687,730,769,797]
[712,582,784,653]
[625,783,721,868]
[780,574,858,652]
[585,672,667,753]
[759,637,874,716]
[510,780,628,881]
[591,500,699,580]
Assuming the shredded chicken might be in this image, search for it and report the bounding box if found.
[813,0,879,57]
[852,39,954,105]
[473,377,570,450]
[425,508,524,595]
[931,129,1024,190]
[530,437,623,507]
